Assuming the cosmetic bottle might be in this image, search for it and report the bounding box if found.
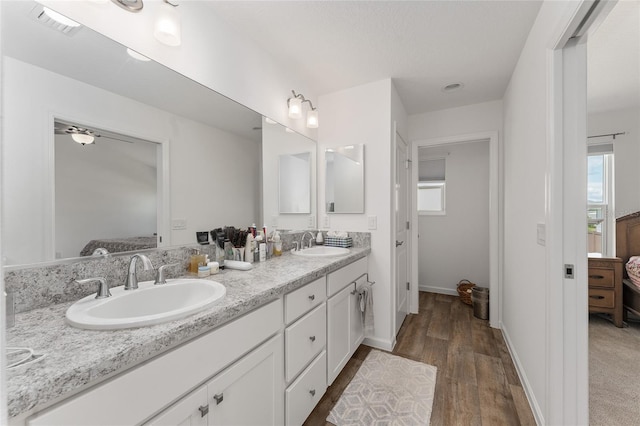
[198,265,210,277]
[245,234,254,263]
[259,242,267,262]
[273,231,282,257]
[190,249,206,274]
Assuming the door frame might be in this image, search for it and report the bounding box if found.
[411,131,501,327]
[546,1,616,424]
[393,129,410,333]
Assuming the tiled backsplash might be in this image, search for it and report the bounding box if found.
[4,231,370,314]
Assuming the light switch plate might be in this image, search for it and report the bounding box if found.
[368,215,377,230]
[172,218,187,230]
[323,216,330,228]
[308,215,315,228]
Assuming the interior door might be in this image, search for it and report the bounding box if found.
[395,131,409,334]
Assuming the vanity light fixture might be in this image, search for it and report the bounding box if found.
[154,0,181,47]
[287,90,319,129]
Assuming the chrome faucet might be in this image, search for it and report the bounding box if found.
[300,232,315,250]
[75,277,111,299]
[124,254,154,290]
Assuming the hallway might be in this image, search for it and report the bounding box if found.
[305,292,536,425]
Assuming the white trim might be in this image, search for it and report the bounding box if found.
[362,336,395,352]
[411,131,501,328]
[501,324,544,425]
[418,286,457,296]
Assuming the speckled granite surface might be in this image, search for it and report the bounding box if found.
[6,247,369,419]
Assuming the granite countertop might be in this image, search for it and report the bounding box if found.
[6,247,370,419]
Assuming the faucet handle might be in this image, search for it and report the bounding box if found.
[154,263,180,285]
[75,277,111,299]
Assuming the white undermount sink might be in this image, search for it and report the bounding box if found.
[292,246,350,257]
[66,279,226,330]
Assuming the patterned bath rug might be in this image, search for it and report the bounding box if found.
[327,349,437,426]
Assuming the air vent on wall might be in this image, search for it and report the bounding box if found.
[29,5,83,36]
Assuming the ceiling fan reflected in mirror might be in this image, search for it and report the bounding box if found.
[54,122,134,146]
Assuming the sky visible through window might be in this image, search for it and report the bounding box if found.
[588,155,604,204]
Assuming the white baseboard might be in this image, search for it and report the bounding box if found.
[418,285,458,296]
[500,323,545,425]
[363,336,395,351]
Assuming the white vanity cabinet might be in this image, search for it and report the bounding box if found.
[327,257,367,385]
[27,300,283,426]
[147,334,283,426]
[283,276,327,425]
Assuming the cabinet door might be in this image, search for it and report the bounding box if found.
[207,334,284,426]
[327,285,351,385]
[145,386,208,426]
[349,290,364,350]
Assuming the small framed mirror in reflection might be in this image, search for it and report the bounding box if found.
[325,144,365,214]
[278,152,311,214]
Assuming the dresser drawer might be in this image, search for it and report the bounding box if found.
[285,303,326,382]
[588,268,615,288]
[285,277,326,324]
[589,288,615,308]
[285,351,327,426]
[327,257,367,297]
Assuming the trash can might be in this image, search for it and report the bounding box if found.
[471,286,490,320]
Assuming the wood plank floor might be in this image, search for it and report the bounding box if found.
[304,292,536,425]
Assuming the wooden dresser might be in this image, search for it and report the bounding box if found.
[588,256,623,327]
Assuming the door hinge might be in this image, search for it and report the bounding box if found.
[406,221,410,230]
[406,282,410,290]
[405,159,412,169]
[159,235,162,243]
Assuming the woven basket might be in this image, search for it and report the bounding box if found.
[457,279,476,305]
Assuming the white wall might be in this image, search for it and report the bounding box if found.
[417,141,490,294]
[588,107,640,218]
[55,134,157,259]
[502,1,584,423]
[318,79,407,350]
[408,100,503,141]
[262,119,316,231]
[2,57,260,265]
[39,0,317,139]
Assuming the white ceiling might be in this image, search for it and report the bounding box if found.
[587,0,640,114]
[204,1,543,115]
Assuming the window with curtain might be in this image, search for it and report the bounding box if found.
[587,148,614,256]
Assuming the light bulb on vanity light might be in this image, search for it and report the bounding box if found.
[306,109,318,128]
[288,97,302,119]
[154,0,181,47]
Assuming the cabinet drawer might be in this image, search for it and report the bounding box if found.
[285,276,326,324]
[285,303,326,382]
[286,351,327,426]
[589,288,615,308]
[588,268,615,288]
[327,257,367,297]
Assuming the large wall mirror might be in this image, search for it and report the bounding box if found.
[325,144,365,214]
[1,1,316,266]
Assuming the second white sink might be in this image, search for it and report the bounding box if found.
[292,246,350,257]
[66,279,226,330]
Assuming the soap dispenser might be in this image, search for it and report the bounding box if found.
[316,231,324,245]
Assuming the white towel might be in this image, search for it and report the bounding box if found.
[359,283,374,335]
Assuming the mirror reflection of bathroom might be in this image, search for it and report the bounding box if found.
[262,117,317,230]
[325,144,365,214]
[54,120,161,259]
[278,152,311,214]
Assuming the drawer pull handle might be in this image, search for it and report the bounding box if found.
[589,275,605,280]
[213,393,224,405]
[309,389,316,397]
[590,295,606,300]
[199,405,209,417]
[309,335,316,342]
[309,294,315,301]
